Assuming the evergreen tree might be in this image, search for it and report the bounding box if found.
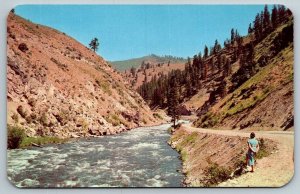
[263,5,271,34]
[213,39,221,54]
[248,23,253,34]
[167,75,180,127]
[210,58,215,73]
[89,38,99,52]
[204,45,209,58]
[231,28,235,44]
[130,66,136,77]
[254,13,262,40]
[224,39,230,49]
[224,58,231,77]
[271,5,278,29]
[278,5,286,23]
[260,11,264,35]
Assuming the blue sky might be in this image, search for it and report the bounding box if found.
[15,5,265,61]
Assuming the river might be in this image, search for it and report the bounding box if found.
[7,123,185,187]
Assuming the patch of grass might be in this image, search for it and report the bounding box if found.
[96,79,112,95]
[170,129,186,143]
[256,138,270,159]
[167,127,173,134]
[19,136,67,148]
[194,111,219,128]
[174,131,198,153]
[105,114,127,127]
[226,89,270,116]
[181,150,188,162]
[153,113,163,120]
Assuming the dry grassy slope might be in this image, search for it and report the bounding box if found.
[191,20,293,131]
[7,13,164,138]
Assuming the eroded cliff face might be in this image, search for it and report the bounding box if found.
[7,13,164,138]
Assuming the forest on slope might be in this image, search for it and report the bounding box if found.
[137,5,293,130]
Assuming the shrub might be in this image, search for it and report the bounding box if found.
[28,98,37,107]
[201,162,232,187]
[18,43,29,52]
[25,116,33,124]
[17,105,27,118]
[56,109,69,126]
[142,118,147,124]
[39,112,48,126]
[50,57,68,70]
[11,112,19,123]
[7,125,26,149]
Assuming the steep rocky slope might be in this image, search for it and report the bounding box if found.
[7,13,164,138]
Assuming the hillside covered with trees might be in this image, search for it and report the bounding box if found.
[137,5,293,130]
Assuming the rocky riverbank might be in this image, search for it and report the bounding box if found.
[168,124,277,187]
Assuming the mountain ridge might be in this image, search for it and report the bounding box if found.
[110,54,187,71]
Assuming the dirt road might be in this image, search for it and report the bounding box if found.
[183,123,294,187]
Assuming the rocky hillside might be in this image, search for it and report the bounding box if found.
[7,12,164,138]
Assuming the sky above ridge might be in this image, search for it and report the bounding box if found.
[15,5,265,61]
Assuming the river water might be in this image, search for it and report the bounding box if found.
[7,123,184,188]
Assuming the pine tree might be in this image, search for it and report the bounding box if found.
[248,23,253,34]
[231,28,235,44]
[260,11,264,36]
[89,38,99,52]
[278,5,286,23]
[271,5,278,29]
[254,13,262,40]
[167,75,180,127]
[130,66,136,77]
[213,39,221,54]
[210,58,215,74]
[224,58,231,77]
[263,5,271,34]
[204,45,209,58]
